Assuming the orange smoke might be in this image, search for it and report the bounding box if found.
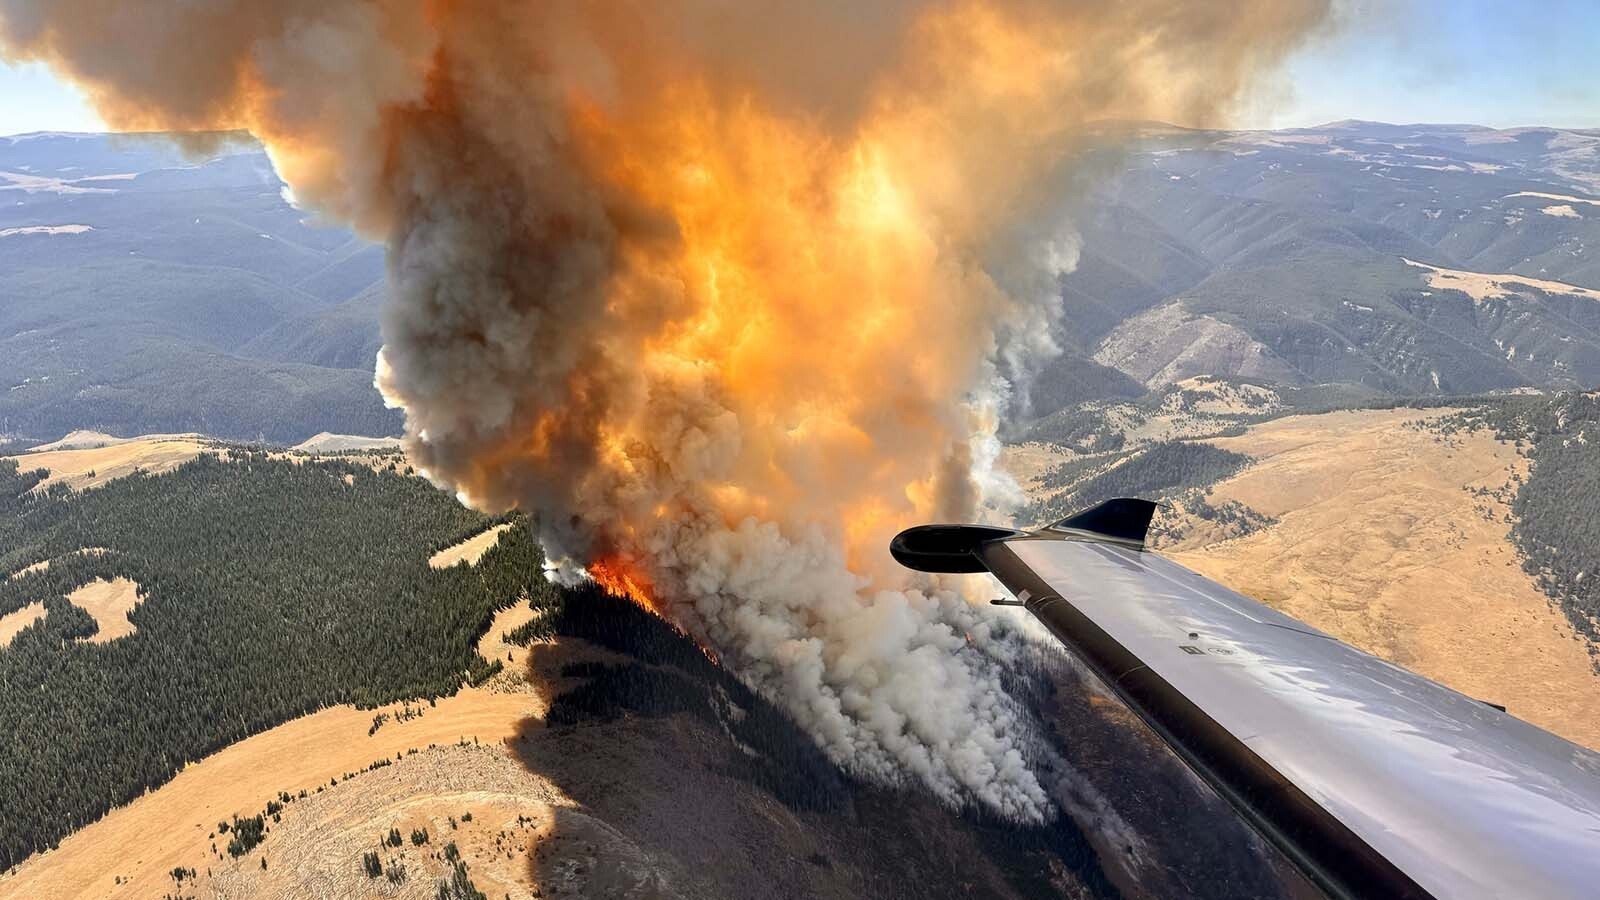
[2,0,1332,820]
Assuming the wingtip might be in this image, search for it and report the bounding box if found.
[889,523,1025,573]
[1048,497,1157,546]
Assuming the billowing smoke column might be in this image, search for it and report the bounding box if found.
[2,1,1328,819]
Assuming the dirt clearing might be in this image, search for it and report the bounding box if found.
[8,436,212,492]
[429,524,513,570]
[66,578,142,643]
[206,744,573,900]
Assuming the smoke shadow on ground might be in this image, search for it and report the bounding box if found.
[998,642,1321,899]
[507,589,1122,900]
[507,589,1315,899]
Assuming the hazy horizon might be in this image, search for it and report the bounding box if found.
[2,116,1597,143]
[3,0,1597,136]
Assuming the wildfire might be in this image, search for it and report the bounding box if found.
[0,0,1331,823]
[587,556,660,616]
[588,554,721,665]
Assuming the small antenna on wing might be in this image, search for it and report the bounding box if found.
[991,588,1030,607]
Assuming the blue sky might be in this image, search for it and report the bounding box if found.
[1250,0,1600,130]
[0,60,101,135]
[1,0,1596,136]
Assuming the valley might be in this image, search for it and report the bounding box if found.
[7,389,1600,899]
[4,118,1600,899]
[7,123,1600,448]
[0,439,1309,900]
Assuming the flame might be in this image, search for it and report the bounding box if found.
[0,0,1331,592]
[569,83,983,571]
[590,554,722,665]
[587,556,659,616]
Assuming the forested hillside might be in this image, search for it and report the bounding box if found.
[1025,440,1252,525]
[1436,394,1600,655]
[1026,122,1600,419]
[0,133,395,443]
[7,125,1600,444]
[0,453,547,869]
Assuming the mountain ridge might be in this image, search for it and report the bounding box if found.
[8,122,1600,441]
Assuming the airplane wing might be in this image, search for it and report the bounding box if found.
[892,499,1600,900]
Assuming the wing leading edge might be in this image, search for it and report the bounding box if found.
[894,499,1600,900]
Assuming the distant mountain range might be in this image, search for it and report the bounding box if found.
[0,132,394,444]
[3,122,1598,443]
[1033,120,1600,418]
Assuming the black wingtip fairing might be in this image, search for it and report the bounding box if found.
[1047,497,1157,547]
[888,524,1025,573]
[889,498,1157,574]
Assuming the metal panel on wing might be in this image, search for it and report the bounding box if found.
[986,533,1600,900]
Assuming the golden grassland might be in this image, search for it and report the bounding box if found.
[997,441,1078,495]
[429,524,515,571]
[9,437,212,492]
[1,563,133,647]
[0,602,45,648]
[66,578,142,644]
[1161,409,1600,750]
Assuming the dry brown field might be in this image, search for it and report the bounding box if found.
[1152,409,1600,749]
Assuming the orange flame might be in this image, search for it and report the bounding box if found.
[0,0,1334,606]
[588,556,660,615]
[588,554,721,665]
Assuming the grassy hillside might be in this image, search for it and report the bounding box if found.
[1017,386,1600,675]
[1437,394,1600,656]
[0,453,544,868]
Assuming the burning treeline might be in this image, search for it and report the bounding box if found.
[1,1,1329,819]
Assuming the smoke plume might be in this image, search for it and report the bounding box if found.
[2,1,1328,819]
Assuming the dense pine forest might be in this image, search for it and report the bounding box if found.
[0,452,545,870]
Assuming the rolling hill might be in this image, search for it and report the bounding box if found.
[8,123,1600,443]
[1028,121,1600,418]
[1005,386,1600,752]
